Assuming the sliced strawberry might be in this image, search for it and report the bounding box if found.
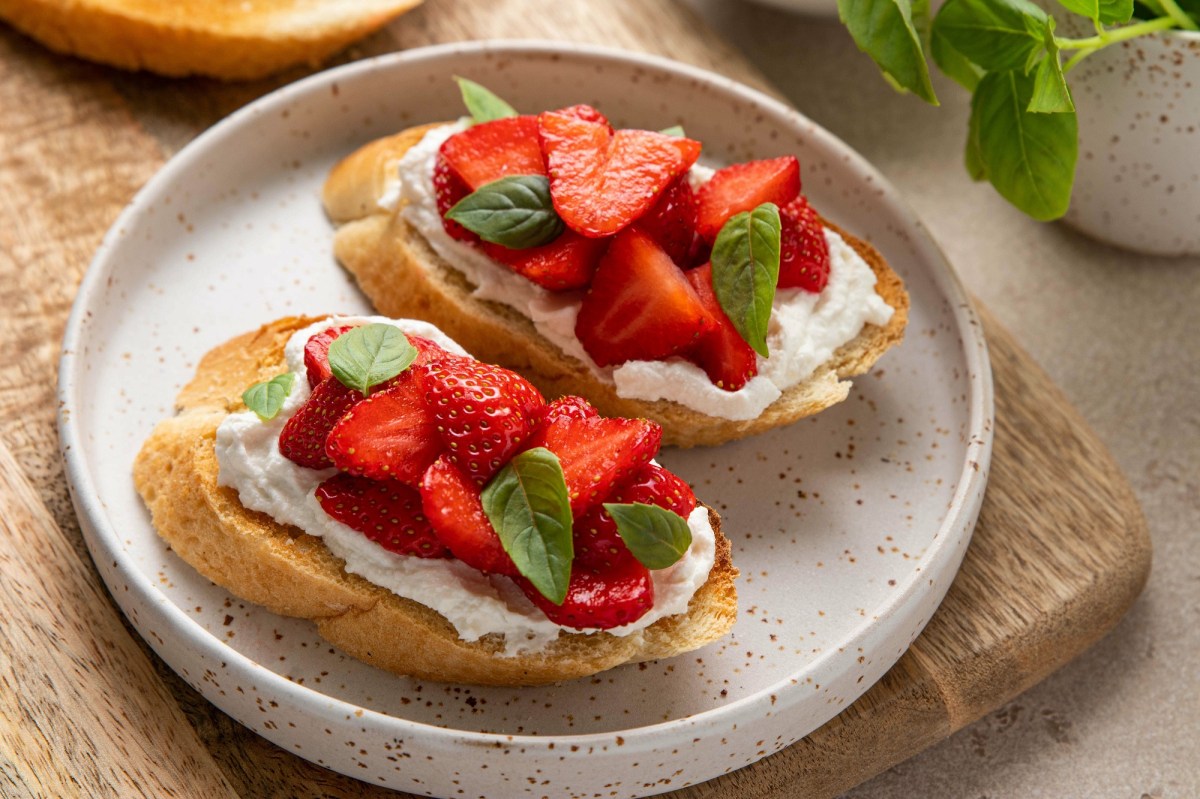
[433,153,478,243]
[778,196,831,293]
[439,116,545,190]
[574,463,697,572]
[541,395,598,426]
[278,378,361,470]
[633,175,696,266]
[538,110,701,237]
[480,228,608,291]
[519,557,654,630]
[418,359,545,485]
[683,262,759,391]
[420,455,516,575]
[525,412,662,516]
[316,474,450,559]
[575,227,717,367]
[695,156,801,242]
[556,104,612,131]
[303,325,356,388]
[325,373,443,486]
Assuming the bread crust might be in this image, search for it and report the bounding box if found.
[134,316,738,686]
[323,124,910,447]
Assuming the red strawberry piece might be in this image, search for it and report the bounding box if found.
[420,455,517,575]
[278,378,361,470]
[525,411,662,516]
[439,116,545,190]
[418,359,545,485]
[325,372,443,486]
[541,395,598,426]
[519,557,654,630]
[574,463,697,572]
[778,196,831,293]
[433,152,478,243]
[633,175,696,266]
[538,109,701,238]
[316,474,450,559]
[695,156,801,242]
[303,324,356,388]
[575,227,717,367]
[556,103,613,131]
[683,262,759,391]
[480,228,609,291]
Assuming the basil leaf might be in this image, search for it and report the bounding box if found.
[660,125,686,137]
[241,372,295,421]
[973,70,1077,220]
[1056,0,1133,21]
[445,175,565,249]
[711,203,781,358]
[1054,0,1099,17]
[453,76,518,124]
[838,0,939,104]
[931,26,984,91]
[327,323,417,397]
[604,503,693,571]
[965,95,987,181]
[481,447,574,605]
[1027,26,1074,114]
[933,0,1048,73]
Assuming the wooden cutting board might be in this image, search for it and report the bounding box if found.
[0,1,1148,797]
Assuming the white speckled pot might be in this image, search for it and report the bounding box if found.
[1065,29,1200,255]
[58,42,991,799]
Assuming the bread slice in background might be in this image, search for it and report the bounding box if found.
[133,316,738,686]
[323,126,910,448]
[0,0,421,80]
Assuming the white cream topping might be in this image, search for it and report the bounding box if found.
[215,316,717,655]
[397,123,895,421]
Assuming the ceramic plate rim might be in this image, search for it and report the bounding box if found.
[57,40,993,750]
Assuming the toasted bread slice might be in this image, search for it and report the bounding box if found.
[133,316,737,686]
[322,124,910,447]
[0,0,421,80]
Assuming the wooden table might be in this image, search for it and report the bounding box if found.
[0,1,1155,797]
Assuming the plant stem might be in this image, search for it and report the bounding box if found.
[1056,15,1178,51]
[1158,0,1200,30]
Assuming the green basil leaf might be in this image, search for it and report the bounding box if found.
[445,175,565,249]
[1097,0,1134,23]
[453,76,518,124]
[660,125,686,137]
[973,70,1077,220]
[604,503,693,570]
[931,26,984,91]
[481,447,574,605]
[1054,0,1099,18]
[933,0,1048,72]
[327,323,417,397]
[838,0,939,105]
[1027,26,1074,114]
[241,372,295,421]
[711,203,781,359]
[965,95,987,181]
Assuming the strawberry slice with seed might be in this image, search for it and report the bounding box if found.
[633,175,696,267]
[683,262,759,391]
[480,228,609,291]
[316,474,450,558]
[538,110,701,238]
[420,455,517,576]
[695,156,801,242]
[439,116,546,190]
[278,378,361,470]
[575,227,717,367]
[418,359,545,485]
[304,325,356,388]
[778,196,831,293]
[519,558,654,630]
[434,153,478,243]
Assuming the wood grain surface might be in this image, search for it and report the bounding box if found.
[0,1,1150,797]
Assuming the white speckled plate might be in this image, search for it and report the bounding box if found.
[58,42,992,799]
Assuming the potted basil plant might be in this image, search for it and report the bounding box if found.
[840,0,1200,254]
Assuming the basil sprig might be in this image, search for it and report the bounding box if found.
[710,202,781,358]
[453,76,518,124]
[604,503,693,570]
[838,0,1195,220]
[446,175,565,249]
[241,372,295,421]
[481,447,574,605]
[327,323,417,397]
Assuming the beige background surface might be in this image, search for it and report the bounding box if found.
[685,1,1199,796]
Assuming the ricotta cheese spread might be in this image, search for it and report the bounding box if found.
[394,122,896,421]
[215,316,717,656]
